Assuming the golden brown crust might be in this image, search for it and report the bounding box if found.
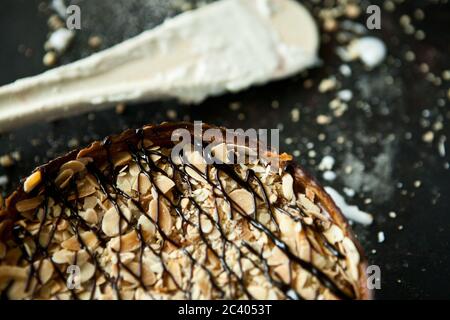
[0,122,372,299]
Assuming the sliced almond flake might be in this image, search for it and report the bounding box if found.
[60,160,86,173]
[185,166,207,183]
[23,171,42,193]
[7,280,34,299]
[80,208,98,225]
[80,262,96,283]
[274,263,291,284]
[55,169,74,189]
[282,173,294,200]
[68,183,96,200]
[56,219,69,232]
[247,285,268,299]
[229,189,255,215]
[267,246,289,266]
[0,266,28,280]
[102,207,121,237]
[83,196,97,210]
[154,175,175,194]
[112,152,132,167]
[76,250,90,265]
[323,224,344,244]
[110,230,140,252]
[15,196,44,213]
[274,209,294,235]
[342,237,360,281]
[200,215,213,234]
[61,236,81,251]
[36,259,54,284]
[166,260,182,291]
[117,174,133,195]
[81,231,100,250]
[128,163,140,176]
[211,143,230,164]
[186,150,207,172]
[137,173,152,194]
[52,249,75,264]
[295,231,311,262]
[305,187,315,201]
[137,215,156,241]
[159,204,173,235]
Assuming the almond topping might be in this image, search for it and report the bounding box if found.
[110,230,140,252]
[52,249,75,264]
[282,173,294,200]
[60,160,86,173]
[80,262,96,283]
[24,171,42,193]
[102,207,120,237]
[55,169,74,189]
[15,196,44,213]
[112,152,132,167]
[229,189,255,215]
[154,175,175,194]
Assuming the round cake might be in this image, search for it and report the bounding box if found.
[0,122,371,300]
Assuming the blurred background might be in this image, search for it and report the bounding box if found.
[0,0,449,299]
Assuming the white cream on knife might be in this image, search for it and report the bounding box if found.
[0,0,319,132]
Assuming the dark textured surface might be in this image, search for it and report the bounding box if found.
[0,0,449,299]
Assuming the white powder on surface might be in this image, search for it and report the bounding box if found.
[325,186,373,226]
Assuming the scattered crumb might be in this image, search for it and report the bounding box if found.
[377,231,385,243]
[316,114,331,125]
[290,108,300,123]
[48,14,64,30]
[45,28,75,53]
[442,70,450,81]
[43,51,58,67]
[337,89,353,102]
[115,103,126,115]
[339,64,352,77]
[67,138,79,148]
[323,18,338,32]
[318,77,337,93]
[88,36,103,49]
[389,211,397,219]
[166,109,177,120]
[0,175,8,187]
[318,155,335,171]
[422,131,434,143]
[413,180,422,188]
[271,100,279,109]
[323,170,336,181]
[345,3,361,19]
[343,187,355,197]
[229,102,241,111]
[337,37,387,68]
[0,154,14,168]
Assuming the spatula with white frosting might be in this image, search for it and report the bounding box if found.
[0,0,319,132]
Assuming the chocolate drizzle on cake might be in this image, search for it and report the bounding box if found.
[0,123,368,300]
